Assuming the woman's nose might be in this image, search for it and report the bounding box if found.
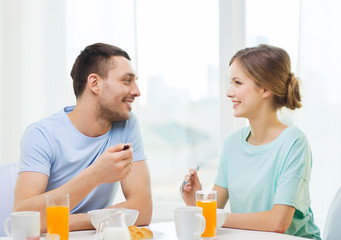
[226,85,233,98]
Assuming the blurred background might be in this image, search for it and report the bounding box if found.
[1,0,340,235]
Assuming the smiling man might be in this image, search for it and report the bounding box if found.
[13,43,152,231]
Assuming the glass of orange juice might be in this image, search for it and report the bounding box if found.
[46,194,69,240]
[196,190,217,238]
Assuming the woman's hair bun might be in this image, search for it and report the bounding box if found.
[286,73,302,110]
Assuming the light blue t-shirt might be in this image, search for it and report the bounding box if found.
[19,106,146,214]
[215,126,320,239]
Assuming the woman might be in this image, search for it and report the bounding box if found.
[181,44,320,239]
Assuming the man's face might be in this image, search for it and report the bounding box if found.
[96,56,140,123]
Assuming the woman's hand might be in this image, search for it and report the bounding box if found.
[180,168,202,206]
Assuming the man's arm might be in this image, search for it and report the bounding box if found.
[68,160,152,230]
[13,143,134,232]
[112,160,152,226]
[13,169,98,232]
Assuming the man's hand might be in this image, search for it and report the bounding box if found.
[89,143,133,184]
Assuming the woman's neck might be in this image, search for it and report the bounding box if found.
[247,111,288,146]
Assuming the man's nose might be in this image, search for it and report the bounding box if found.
[131,82,141,97]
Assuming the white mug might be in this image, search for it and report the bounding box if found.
[4,211,40,240]
[174,206,206,240]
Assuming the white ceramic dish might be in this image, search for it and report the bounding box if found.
[217,208,228,229]
[67,229,165,240]
[88,208,139,229]
[151,231,166,239]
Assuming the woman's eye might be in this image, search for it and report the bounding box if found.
[231,80,241,86]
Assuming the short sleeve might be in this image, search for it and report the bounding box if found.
[19,123,53,176]
[274,134,312,214]
[214,139,229,189]
[123,113,147,162]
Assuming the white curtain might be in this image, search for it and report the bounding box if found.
[298,0,341,233]
[0,0,69,165]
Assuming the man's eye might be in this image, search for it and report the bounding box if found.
[124,79,131,84]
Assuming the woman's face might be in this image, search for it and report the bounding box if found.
[227,61,266,119]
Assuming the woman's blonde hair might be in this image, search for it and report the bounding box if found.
[229,44,302,110]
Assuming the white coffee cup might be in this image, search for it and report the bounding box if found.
[174,206,206,240]
[4,211,40,240]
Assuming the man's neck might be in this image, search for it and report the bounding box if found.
[67,103,111,138]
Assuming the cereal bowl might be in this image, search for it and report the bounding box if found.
[88,208,139,229]
[217,208,228,229]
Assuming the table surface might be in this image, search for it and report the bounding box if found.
[0,221,309,240]
[149,221,308,240]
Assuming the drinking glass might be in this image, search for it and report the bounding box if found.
[45,233,60,240]
[196,190,217,238]
[46,194,69,240]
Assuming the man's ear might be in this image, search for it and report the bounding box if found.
[87,73,100,95]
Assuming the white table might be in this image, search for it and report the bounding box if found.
[149,221,309,240]
[0,222,310,240]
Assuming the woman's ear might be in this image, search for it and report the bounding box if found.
[87,73,100,95]
[262,88,273,99]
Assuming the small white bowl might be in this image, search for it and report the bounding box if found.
[88,208,139,229]
[217,208,228,229]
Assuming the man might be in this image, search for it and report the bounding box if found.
[13,43,152,231]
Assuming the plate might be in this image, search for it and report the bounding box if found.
[59,229,166,240]
[152,231,166,239]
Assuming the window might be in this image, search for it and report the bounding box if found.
[135,0,219,221]
[246,0,300,68]
[246,0,300,125]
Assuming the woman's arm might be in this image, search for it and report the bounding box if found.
[213,184,229,209]
[223,204,295,233]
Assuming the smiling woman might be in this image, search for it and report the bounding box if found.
[180,44,321,239]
